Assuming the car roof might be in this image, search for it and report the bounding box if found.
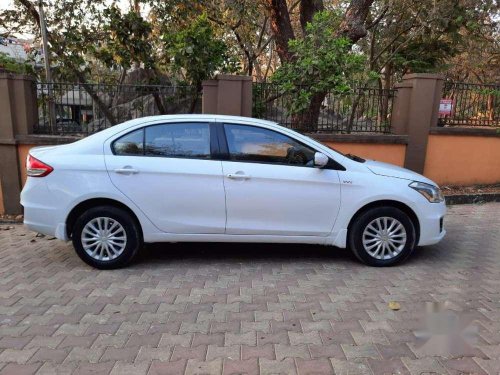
[75,115,281,148]
[129,114,279,127]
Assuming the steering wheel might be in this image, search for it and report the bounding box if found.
[286,146,308,165]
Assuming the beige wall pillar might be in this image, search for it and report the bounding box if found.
[202,75,252,117]
[391,81,412,135]
[392,73,444,173]
[0,72,38,214]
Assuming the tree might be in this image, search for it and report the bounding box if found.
[271,11,365,129]
[93,6,170,113]
[1,0,118,124]
[163,13,239,111]
[146,0,272,78]
[264,0,375,130]
[359,0,499,90]
[444,0,499,83]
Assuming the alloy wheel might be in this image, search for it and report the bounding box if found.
[81,217,127,261]
[361,216,407,260]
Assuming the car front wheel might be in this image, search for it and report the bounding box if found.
[348,206,416,266]
[72,206,142,269]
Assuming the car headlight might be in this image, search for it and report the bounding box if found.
[409,181,444,203]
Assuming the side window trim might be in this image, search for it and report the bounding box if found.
[111,121,218,160]
[220,122,345,170]
[210,122,224,159]
[215,122,229,160]
[223,123,316,167]
[111,128,145,156]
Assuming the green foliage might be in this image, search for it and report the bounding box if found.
[360,0,499,83]
[163,14,239,88]
[94,6,155,70]
[1,0,496,87]
[389,2,469,74]
[271,11,365,114]
[0,52,34,75]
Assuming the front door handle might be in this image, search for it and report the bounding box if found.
[226,173,251,180]
[114,167,139,175]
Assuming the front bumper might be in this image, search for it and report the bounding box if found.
[417,200,447,246]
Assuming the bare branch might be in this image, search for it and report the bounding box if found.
[337,0,375,43]
[366,5,388,30]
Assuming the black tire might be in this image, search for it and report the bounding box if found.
[348,206,416,267]
[72,205,142,269]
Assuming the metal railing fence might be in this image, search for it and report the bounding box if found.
[252,82,395,133]
[35,82,200,135]
[439,81,499,127]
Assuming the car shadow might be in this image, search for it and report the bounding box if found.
[135,241,357,266]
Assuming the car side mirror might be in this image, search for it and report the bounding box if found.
[314,152,329,168]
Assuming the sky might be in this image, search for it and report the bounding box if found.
[0,0,12,10]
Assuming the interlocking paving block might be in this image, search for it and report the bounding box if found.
[0,203,498,374]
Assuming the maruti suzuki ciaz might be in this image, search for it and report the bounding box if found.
[21,115,446,269]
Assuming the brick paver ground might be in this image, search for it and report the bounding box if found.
[0,203,499,374]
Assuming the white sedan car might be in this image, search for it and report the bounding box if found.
[21,115,446,269]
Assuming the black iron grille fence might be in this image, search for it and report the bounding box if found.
[252,82,395,133]
[439,81,499,127]
[35,82,200,135]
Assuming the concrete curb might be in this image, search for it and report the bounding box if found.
[445,193,500,205]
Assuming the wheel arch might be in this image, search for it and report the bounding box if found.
[66,198,143,239]
[346,200,420,244]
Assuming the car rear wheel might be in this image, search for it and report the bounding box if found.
[72,206,142,269]
[349,206,416,266]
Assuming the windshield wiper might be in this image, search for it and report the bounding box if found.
[345,154,366,163]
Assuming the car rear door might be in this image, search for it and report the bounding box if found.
[219,121,342,236]
[104,121,226,234]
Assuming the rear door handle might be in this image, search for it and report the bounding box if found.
[226,173,251,180]
[114,167,139,175]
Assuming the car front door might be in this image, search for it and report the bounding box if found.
[220,122,342,236]
[105,121,226,234]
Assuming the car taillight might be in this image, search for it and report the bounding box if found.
[26,154,53,177]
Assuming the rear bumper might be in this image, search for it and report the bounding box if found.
[21,178,68,241]
[23,206,68,241]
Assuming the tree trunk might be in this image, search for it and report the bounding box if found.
[337,0,375,43]
[347,91,362,133]
[247,59,254,77]
[299,0,324,34]
[265,0,295,63]
[291,91,326,131]
[378,64,392,130]
[73,70,117,126]
[147,68,167,115]
[487,93,494,121]
[112,68,127,107]
[189,83,202,114]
